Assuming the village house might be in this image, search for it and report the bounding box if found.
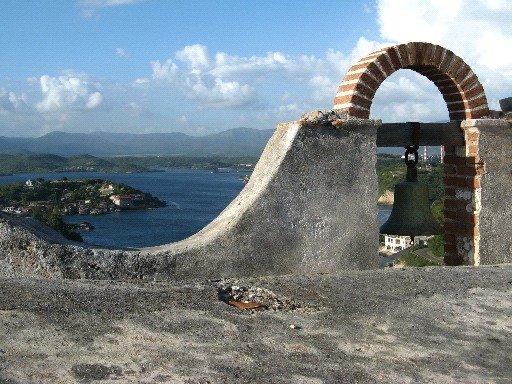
[110,195,134,208]
[383,234,434,252]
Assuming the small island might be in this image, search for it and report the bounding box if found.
[0,178,166,241]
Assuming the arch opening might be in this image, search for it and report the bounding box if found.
[334,42,489,121]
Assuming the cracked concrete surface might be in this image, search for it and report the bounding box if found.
[1,265,511,383]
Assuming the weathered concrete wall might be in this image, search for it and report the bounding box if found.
[468,119,512,264]
[0,118,380,280]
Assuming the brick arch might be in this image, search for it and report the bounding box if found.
[334,42,489,120]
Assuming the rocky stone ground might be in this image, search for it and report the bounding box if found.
[1,265,511,383]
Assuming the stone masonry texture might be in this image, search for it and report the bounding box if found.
[0,118,380,280]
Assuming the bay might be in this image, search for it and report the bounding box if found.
[0,170,391,248]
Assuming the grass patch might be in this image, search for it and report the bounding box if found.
[396,252,440,267]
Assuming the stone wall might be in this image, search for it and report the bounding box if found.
[473,119,512,264]
[0,117,380,280]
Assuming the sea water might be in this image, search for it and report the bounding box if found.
[0,169,392,248]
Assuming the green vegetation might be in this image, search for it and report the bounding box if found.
[0,178,166,241]
[396,251,440,267]
[0,154,150,174]
[428,234,445,258]
[427,199,445,258]
[376,154,444,202]
[378,154,446,267]
[0,153,259,175]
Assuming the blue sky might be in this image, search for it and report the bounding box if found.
[0,0,511,137]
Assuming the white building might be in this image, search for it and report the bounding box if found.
[384,234,434,252]
[384,235,412,252]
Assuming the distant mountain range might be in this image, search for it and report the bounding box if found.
[0,127,275,157]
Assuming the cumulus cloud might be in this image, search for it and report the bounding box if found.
[186,77,255,109]
[0,89,28,115]
[176,44,209,69]
[374,0,512,114]
[151,59,179,82]
[145,44,356,110]
[371,71,450,121]
[36,75,104,112]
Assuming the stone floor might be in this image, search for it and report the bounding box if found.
[1,265,511,383]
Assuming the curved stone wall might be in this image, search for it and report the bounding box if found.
[0,118,380,280]
[334,42,489,121]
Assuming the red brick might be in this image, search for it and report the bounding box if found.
[444,210,457,220]
[459,73,478,89]
[439,49,456,73]
[337,82,376,100]
[467,95,487,109]
[346,106,370,119]
[463,83,484,99]
[408,42,423,65]
[334,93,372,110]
[376,54,395,77]
[444,176,468,188]
[342,72,380,91]
[444,155,467,166]
[465,156,483,165]
[444,221,476,235]
[421,43,435,66]
[454,64,472,84]
[429,72,450,82]
[456,166,478,176]
[396,44,410,66]
[444,243,457,253]
[469,108,489,119]
[447,101,466,112]
[443,92,464,103]
[444,233,456,245]
[437,83,460,94]
[444,254,464,266]
[386,47,402,71]
[445,187,456,197]
[444,198,468,210]
[449,111,467,121]
[349,61,371,72]
[366,62,386,82]
[430,45,444,67]
[443,164,457,174]
[415,67,438,78]
[446,56,464,79]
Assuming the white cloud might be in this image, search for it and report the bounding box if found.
[116,47,128,58]
[371,70,449,122]
[78,0,145,17]
[36,75,104,112]
[145,44,353,110]
[78,0,145,8]
[134,77,150,86]
[151,59,179,82]
[176,44,209,69]
[187,77,255,109]
[0,89,28,115]
[375,0,512,116]
[85,92,104,109]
